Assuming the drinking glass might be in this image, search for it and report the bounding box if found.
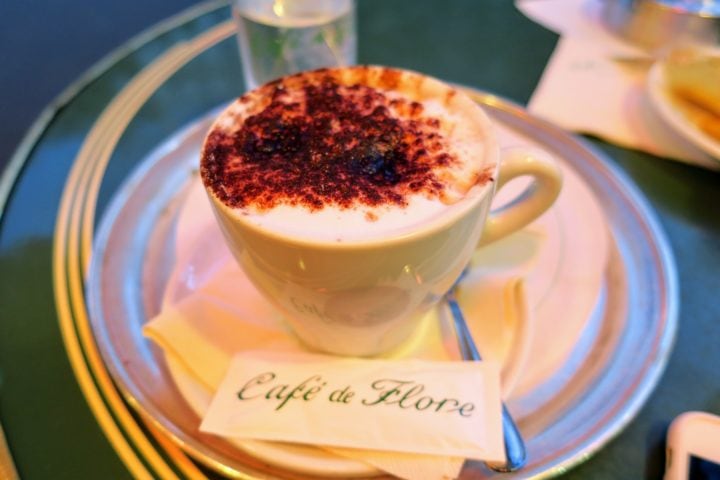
[233,0,357,90]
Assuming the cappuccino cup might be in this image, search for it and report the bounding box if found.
[200,66,562,356]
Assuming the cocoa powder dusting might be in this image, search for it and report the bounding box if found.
[201,72,475,211]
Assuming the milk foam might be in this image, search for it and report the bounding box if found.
[202,66,497,243]
[238,194,468,242]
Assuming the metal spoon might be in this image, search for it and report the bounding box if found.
[445,275,527,473]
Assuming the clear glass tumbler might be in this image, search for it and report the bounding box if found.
[233,0,357,91]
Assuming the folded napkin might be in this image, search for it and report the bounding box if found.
[144,225,528,480]
[517,0,720,170]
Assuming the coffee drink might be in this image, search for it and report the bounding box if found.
[201,66,496,242]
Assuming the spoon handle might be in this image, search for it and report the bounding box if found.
[447,291,527,472]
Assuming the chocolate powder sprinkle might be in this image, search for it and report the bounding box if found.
[201,74,462,211]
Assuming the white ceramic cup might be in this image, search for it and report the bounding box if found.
[202,67,562,357]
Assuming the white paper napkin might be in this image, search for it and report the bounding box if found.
[517,0,720,169]
[143,235,528,480]
[200,353,505,461]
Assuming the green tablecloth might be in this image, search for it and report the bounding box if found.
[1,2,719,478]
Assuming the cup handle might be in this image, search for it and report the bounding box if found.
[478,146,563,247]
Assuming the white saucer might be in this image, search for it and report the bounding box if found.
[647,60,720,161]
[161,178,533,477]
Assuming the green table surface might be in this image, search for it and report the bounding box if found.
[1,2,719,479]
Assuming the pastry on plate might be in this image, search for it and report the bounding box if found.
[664,49,720,141]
